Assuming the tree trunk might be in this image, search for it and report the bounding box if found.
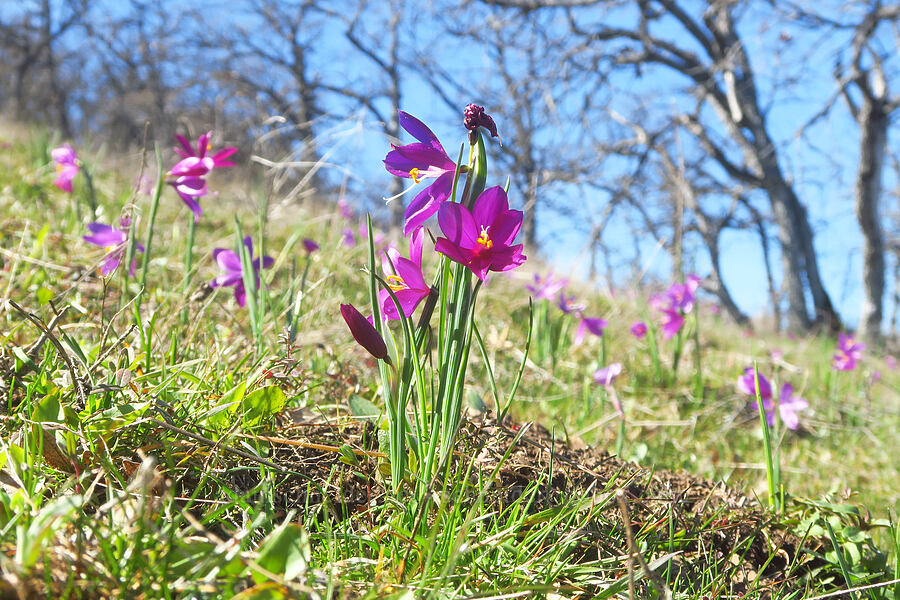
[855,100,888,344]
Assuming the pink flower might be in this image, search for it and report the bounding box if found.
[593,362,623,386]
[169,131,237,222]
[341,228,357,247]
[886,355,898,370]
[773,383,809,430]
[833,332,865,371]
[210,236,273,307]
[378,228,431,320]
[575,316,608,345]
[383,111,457,235]
[556,292,586,315]
[659,307,685,341]
[51,144,79,192]
[83,219,144,276]
[630,321,648,339]
[526,272,567,301]
[434,186,526,281]
[737,367,773,400]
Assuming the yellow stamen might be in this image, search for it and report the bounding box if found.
[387,274,407,291]
[56,164,64,172]
[476,226,493,250]
[409,168,422,184]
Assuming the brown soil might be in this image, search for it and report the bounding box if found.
[218,415,823,597]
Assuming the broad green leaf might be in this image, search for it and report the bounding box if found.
[252,521,310,583]
[206,380,247,431]
[242,386,286,428]
[348,394,380,421]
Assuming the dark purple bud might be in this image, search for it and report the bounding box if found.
[340,303,391,364]
[303,238,319,255]
[463,104,499,139]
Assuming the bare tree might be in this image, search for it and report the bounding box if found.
[482,0,841,332]
[0,0,89,136]
[424,5,607,250]
[834,3,900,344]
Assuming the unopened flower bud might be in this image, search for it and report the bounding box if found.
[340,303,391,364]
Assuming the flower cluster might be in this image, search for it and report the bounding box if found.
[51,144,79,192]
[832,332,864,371]
[650,275,701,340]
[169,132,237,222]
[526,272,607,344]
[736,367,809,430]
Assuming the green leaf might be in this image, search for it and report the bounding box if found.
[206,380,247,431]
[32,392,61,424]
[242,386,286,428]
[348,394,381,421]
[35,287,53,305]
[252,522,310,583]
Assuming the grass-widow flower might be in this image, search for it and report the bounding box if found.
[340,303,391,364]
[83,220,144,276]
[833,332,865,371]
[379,227,431,320]
[736,367,772,400]
[557,292,586,315]
[169,131,237,222]
[210,236,273,307]
[575,316,608,345]
[630,321,648,338]
[593,362,623,387]
[383,111,457,235]
[434,186,526,281]
[526,272,567,301]
[772,383,809,430]
[51,144,79,192]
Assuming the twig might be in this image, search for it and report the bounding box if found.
[8,299,87,408]
[146,418,285,472]
[617,489,673,600]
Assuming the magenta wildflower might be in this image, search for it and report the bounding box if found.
[773,383,809,430]
[526,272,567,301]
[434,186,526,281]
[833,332,865,371]
[51,144,79,192]
[169,131,237,222]
[463,104,500,140]
[736,367,773,400]
[338,198,355,220]
[383,111,457,235]
[886,355,898,370]
[575,316,608,345]
[83,220,144,276]
[659,307,685,341]
[303,238,319,255]
[557,292,586,315]
[378,228,431,320]
[630,321,648,339]
[593,362,623,387]
[340,303,391,363]
[341,227,357,247]
[650,274,701,339]
[210,236,273,307]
